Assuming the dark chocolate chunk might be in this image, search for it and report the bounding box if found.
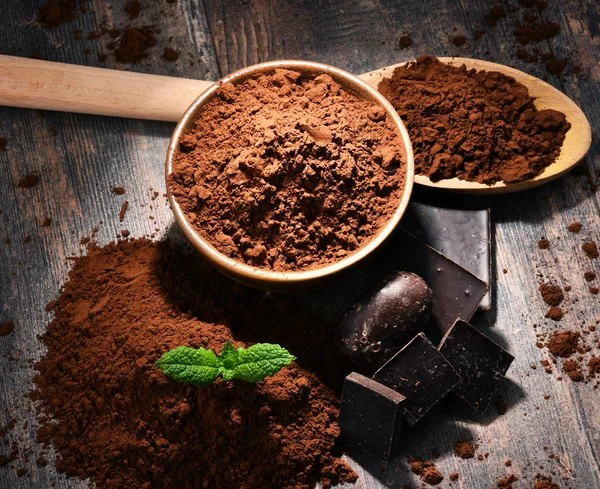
[373,333,462,425]
[439,320,514,412]
[401,202,491,310]
[339,372,405,460]
[336,271,434,374]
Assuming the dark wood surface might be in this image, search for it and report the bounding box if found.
[1,0,599,488]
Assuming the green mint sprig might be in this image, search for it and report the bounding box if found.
[155,341,296,386]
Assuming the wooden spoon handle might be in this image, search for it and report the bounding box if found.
[0,55,214,122]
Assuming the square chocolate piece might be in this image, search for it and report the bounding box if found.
[401,202,492,310]
[373,333,461,426]
[339,372,405,460]
[439,320,515,412]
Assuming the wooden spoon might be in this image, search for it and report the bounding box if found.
[360,57,592,194]
[0,55,591,194]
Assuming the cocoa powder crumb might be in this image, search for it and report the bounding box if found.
[42,217,52,227]
[449,472,459,481]
[590,287,599,295]
[583,241,599,259]
[496,474,518,489]
[378,56,570,185]
[109,27,157,63]
[588,356,600,375]
[584,271,596,281]
[538,238,550,249]
[17,175,40,188]
[163,47,180,61]
[452,35,466,46]
[545,306,564,321]
[119,201,128,222]
[454,440,476,459]
[539,283,563,306]
[547,330,580,357]
[562,359,584,382]
[534,475,560,489]
[112,186,125,195]
[38,0,78,28]
[0,137,6,151]
[0,322,15,336]
[567,222,582,233]
[514,22,559,44]
[170,69,406,271]
[399,35,412,48]
[124,0,141,19]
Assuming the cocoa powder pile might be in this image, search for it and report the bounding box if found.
[377,56,571,184]
[169,69,406,271]
[33,239,357,489]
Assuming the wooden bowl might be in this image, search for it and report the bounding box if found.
[165,60,414,290]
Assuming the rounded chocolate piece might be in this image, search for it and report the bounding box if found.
[337,271,434,373]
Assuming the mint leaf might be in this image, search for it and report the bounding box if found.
[225,343,296,383]
[155,342,295,386]
[156,346,219,386]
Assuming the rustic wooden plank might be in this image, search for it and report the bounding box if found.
[0,0,219,488]
[202,1,600,488]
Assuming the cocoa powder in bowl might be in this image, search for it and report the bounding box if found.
[168,63,409,276]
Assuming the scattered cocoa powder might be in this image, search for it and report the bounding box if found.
[42,217,52,227]
[588,356,600,375]
[590,287,599,295]
[452,35,466,46]
[108,27,157,63]
[112,186,126,195]
[513,22,559,45]
[538,238,549,249]
[539,283,563,306]
[377,56,570,184]
[17,175,40,188]
[546,330,580,357]
[422,466,444,485]
[545,306,564,321]
[169,69,406,271]
[562,359,584,382]
[124,0,141,19]
[567,222,582,233]
[584,271,596,281]
[33,239,357,489]
[582,241,599,259]
[534,475,560,489]
[38,0,78,28]
[0,322,15,336]
[454,439,476,459]
[399,34,412,48]
[119,201,128,222]
[496,474,518,488]
[162,47,180,62]
[485,6,506,27]
[0,137,6,151]
[449,472,459,481]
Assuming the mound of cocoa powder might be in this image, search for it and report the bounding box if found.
[33,239,357,489]
[377,56,571,184]
[169,69,406,271]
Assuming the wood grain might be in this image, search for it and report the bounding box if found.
[0,0,599,488]
[0,55,213,121]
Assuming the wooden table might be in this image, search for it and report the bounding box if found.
[1,0,598,487]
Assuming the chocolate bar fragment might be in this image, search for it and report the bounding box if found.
[439,319,514,412]
[373,333,462,426]
[401,202,492,310]
[374,229,488,342]
[339,372,405,460]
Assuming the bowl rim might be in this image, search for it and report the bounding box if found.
[166,59,414,286]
